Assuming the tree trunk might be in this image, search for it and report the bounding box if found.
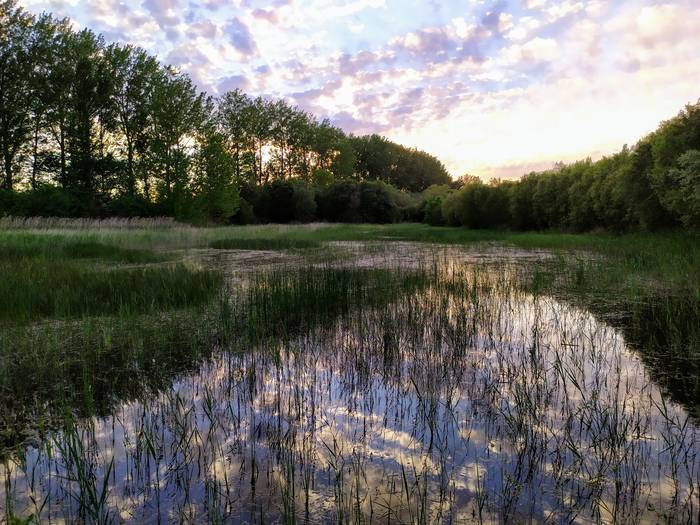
[258,142,263,185]
[59,123,67,186]
[126,138,135,195]
[3,153,12,191]
[31,118,40,189]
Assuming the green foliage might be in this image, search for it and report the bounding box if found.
[659,150,700,229]
[351,134,451,192]
[316,180,403,223]
[191,130,240,224]
[105,193,156,217]
[291,180,317,222]
[423,196,445,226]
[431,101,700,233]
[3,0,700,235]
[1,3,447,222]
[312,168,335,186]
[233,197,256,224]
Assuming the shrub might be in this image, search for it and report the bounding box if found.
[423,196,445,226]
[291,181,317,222]
[106,194,156,217]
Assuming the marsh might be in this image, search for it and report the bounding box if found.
[1,223,699,523]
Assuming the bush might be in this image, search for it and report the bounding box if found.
[423,196,445,226]
[291,181,317,222]
[10,186,92,217]
[233,198,257,224]
[257,180,296,223]
[359,181,399,223]
[312,168,335,187]
[0,189,19,216]
[659,150,700,229]
[316,181,361,222]
[317,180,401,223]
[106,194,156,217]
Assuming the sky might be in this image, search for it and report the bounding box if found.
[17,0,700,179]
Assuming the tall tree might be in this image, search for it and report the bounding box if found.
[217,88,254,184]
[65,29,113,194]
[192,127,239,223]
[105,44,159,196]
[148,67,205,207]
[0,1,35,189]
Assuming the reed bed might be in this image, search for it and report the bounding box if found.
[2,257,699,523]
[0,216,185,230]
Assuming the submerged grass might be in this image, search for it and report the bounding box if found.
[239,265,431,340]
[0,301,230,452]
[1,222,700,522]
[5,261,699,523]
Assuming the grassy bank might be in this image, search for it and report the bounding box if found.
[6,219,697,286]
[2,220,698,327]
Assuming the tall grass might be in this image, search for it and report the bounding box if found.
[0,216,184,230]
[238,265,431,340]
[0,263,221,322]
[0,232,163,263]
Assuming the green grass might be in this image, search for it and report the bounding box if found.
[209,237,320,250]
[205,224,700,292]
[0,262,222,323]
[8,223,694,292]
[0,232,164,263]
[4,223,698,321]
[0,305,228,451]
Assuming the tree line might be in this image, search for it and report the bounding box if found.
[0,1,450,222]
[2,0,698,230]
[423,102,700,232]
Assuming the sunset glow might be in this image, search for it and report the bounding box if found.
[17,0,700,178]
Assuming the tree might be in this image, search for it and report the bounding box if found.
[148,67,205,209]
[217,88,255,185]
[248,96,273,184]
[658,150,700,229]
[0,1,35,189]
[105,44,160,196]
[192,128,239,223]
[65,29,114,195]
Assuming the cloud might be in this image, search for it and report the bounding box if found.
[142,0,181,26]
[16,0,700,178]
[217,74,251,94]
[503,37,558,64]
[225,17,257,58]
[251,8,277,24]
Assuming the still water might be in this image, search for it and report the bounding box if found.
[2,245,698,523]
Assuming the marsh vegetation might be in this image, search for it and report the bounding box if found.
[0,221,699,523]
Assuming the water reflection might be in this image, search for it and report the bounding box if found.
[2,260,698,524]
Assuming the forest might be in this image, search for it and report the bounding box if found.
[2,0,699,231]
[431,103,700,232]
[0,1,451,223]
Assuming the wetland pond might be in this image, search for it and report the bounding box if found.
[1,242,699,524]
